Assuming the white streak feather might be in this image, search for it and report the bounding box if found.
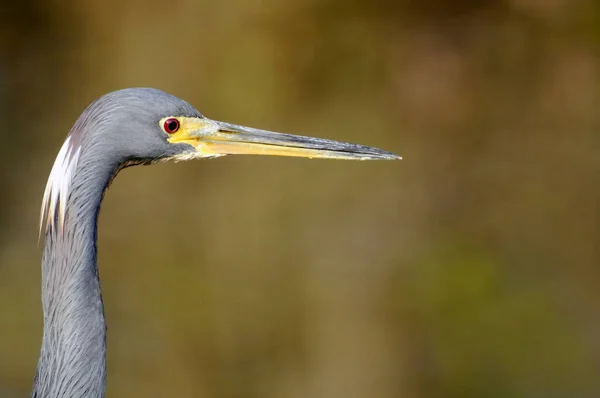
[40,136,80,237]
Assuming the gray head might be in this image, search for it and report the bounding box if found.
[40,87,400,234]
[64,88,203,165]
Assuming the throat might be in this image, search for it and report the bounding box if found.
[33,153,116,398]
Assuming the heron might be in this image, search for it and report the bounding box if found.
[32,87,400,398]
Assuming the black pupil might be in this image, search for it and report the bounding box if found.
[168,120,178,132]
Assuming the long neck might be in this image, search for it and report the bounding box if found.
[33,146,119,398]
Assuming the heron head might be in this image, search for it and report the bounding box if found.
[41,88,400,235]
[74,88,401,163]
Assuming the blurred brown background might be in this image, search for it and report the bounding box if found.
[1,0,599,397]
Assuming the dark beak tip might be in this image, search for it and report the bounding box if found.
[372,151,402,160]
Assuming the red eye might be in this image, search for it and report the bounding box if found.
[163,118,180,134]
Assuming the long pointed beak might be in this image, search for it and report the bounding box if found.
[168,118,401,160]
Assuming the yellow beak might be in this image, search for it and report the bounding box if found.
[167,117,401,161]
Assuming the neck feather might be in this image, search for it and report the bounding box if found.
[33,137,120,398]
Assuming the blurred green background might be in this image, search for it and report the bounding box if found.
[1,0,599,397]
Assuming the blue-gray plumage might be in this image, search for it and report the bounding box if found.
[33,88,400,398]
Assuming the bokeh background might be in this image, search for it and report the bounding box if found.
[1,0,599,397]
